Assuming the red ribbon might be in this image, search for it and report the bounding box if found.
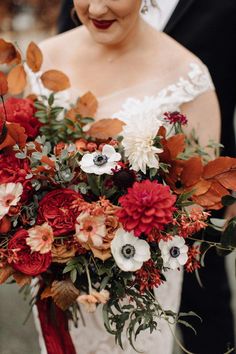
[36,298,76,354]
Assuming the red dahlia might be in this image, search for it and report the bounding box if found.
[117,180,176,237]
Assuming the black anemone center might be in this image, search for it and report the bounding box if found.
[170,246,180,258]
[93,154,108,166]
[121,244,135,259]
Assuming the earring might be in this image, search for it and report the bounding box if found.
[141,0,149,14]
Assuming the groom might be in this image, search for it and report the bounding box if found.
[57,1,236,353]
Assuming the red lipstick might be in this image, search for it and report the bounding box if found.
[91,19,116,30]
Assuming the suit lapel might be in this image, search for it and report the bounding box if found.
[164,0,196,34]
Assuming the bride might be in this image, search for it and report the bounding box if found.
[31,1,220,353]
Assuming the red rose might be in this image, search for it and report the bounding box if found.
[8,229,51,276]
[37,189,83,236]
[0,97,41,139]
[0,151,32,202]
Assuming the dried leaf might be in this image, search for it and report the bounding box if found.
[0,71,8,95]
[41,286,53,300]
[193,181,229,209]
[0,265,14,284]
[90,247,112,262]
[25,94,38,101]
[7,64,27,95]
[26,41,43,73]
[0,39,18,64]
[203,157,236,179]
[216,171,236,191]
[50,279,80,311]
[8,49,22,65]
[52,243,77,263]
[181,157,203,187]
[76,92,98,117]
[40,155,56,168]
[13,272,31,287]
[167,134,185,160]
[41,70,70,92]
[88,118,124,140]
[0,122,27,150]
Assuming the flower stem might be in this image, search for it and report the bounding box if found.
[85,262,92,294]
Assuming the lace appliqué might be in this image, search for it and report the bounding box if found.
[112,62,214,124]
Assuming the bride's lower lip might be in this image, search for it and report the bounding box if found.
[91,19,116,30]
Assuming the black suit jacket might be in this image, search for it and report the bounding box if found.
[58,0,236,156]
[164,0,236,156]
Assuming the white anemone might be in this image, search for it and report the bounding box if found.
[111,228,151,272]
[80,144,121,175]
[0,183,23,220]
[159,236,188,270]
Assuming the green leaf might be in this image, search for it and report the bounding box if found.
[70,268,77,283]
[87,174,100,196]
[48,93,55,106]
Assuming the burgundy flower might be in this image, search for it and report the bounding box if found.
[164,111,188,125]
[8,229,51,276]
[0,97,41,139]
[37,189,83,236]
[117,180,176,237]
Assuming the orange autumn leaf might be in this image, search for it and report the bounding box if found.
[26,41,43,73]
[0,71,8,95]
[50,279,80,311]
[181,157,203,187]
[193,180,230,210]
[13,273,32,287]
[88,118,124,140]
[0,123,27,150]
[41,70,70,92]
[40,155,56,168]
[41,286,53,300]
[76,91,98,117]
[203,157,236,179]
[8,49,22,65]
[166,134,185,160]
[0,266,14,284]
[7,64,27,95]
[0,39,18,65]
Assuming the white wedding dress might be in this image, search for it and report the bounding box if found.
[29,58,214,354]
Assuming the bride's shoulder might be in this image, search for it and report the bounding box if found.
[38,26,88,67]
[155,31,207,76]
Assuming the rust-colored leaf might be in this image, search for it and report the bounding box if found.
[0,71,8,95]
[50,279,80,311]
[13,272,31,287]
[41,286,53,300]
[26,41,43,73]
[52,243,76,263]
[0,265,14,284]
[181,157,203,187]
[88,118,124,140]
[76,91,98,117]
[191,179,211,196]
[215,171,236,191]
[203,157,235,179]
[8,49,22,65]
[25,94,38,101]
[193,181,229,209]
[41,70,70,92]
[7,64,27,95]
[0,122,27,150]
[0,39,18,64]
[166,134,185,160]
[40,155,56,168]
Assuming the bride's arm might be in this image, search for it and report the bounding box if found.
[180,90,221,147]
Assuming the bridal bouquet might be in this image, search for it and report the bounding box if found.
[1,39,236,351]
